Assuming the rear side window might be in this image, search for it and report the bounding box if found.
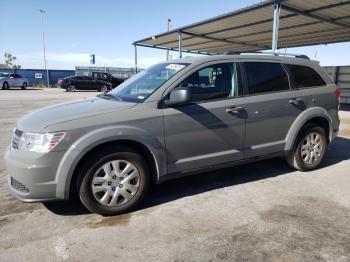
[244,62,290,95]
[287,64,326,88]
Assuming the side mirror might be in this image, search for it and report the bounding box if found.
[164,87,191,107]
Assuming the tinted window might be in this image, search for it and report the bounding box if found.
[287,64,326,88]
[177,63,239,102]
[244,62,290,95]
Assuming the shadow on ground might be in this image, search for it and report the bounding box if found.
[43,136,350,216]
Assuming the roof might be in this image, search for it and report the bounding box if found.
[134,0,350,55]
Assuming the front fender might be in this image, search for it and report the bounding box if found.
[55,125,166,199]
[284,107,333,151]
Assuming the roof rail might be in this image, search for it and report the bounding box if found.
[224,51,310,60]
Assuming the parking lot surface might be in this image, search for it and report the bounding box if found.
[0,88,350,261]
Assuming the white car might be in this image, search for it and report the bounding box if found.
[0,73,29,90]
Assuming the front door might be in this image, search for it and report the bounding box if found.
[163,62,246,174]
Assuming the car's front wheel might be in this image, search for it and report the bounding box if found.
[77,147,149,216]
[287,124,327,171]
[2,82,9,90]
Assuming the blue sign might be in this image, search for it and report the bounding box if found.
[90,54,95,65]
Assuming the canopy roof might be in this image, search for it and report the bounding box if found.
[133,0,350,55]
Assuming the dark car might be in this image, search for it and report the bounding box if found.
[91,72,125,88]
[58,75,112,92]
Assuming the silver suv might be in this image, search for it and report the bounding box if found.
[5,54,340,215]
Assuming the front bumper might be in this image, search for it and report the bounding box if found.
[5,146,66,202]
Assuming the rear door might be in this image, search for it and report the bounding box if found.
[163,62,246,174]
[241,61,299,158]
[285,64,329,110]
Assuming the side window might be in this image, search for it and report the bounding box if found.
[102,73,109,79]
[244,62,290,95]
[177,63,239,102]
[287,64,326,88]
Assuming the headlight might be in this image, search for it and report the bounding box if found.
[12,130,65,153]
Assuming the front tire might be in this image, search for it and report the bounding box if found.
[78,147,149,216]
[2,82,9,90]
[287,124,327,171]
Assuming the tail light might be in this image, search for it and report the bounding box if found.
[335,88,341,101]
[58,79,64,84]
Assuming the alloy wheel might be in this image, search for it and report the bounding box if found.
[300,131,324,165]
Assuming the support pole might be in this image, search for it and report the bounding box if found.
[134,44,138,73]
[272,0,281,53]
[178,31,183,58]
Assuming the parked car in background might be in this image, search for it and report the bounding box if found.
[5,53,340,215]
[91,72,125,88]
[57,75,112,92]
[0,73,29,90]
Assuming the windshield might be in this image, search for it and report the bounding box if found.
[109,62,189,102]
[0,72,9,77]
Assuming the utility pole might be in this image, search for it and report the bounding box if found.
[39,9,50,87]
[166,18,171,61]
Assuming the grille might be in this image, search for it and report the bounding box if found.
[10,177,29,193]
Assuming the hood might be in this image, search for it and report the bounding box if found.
[16,96,136,132]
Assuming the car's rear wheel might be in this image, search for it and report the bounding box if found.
[66,84,75,92]
[100,85,108,92]
[287,124,327,171]
[21,82,27,90]
[77,147,149,216]
[2,82,9,90]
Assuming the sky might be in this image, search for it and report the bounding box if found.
[1,0,350,70]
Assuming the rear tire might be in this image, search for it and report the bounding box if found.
[287,124,327,171]
[99,85,108,92]
[77,146,149,216]
[66,84,75,92]
[21,82,27,90]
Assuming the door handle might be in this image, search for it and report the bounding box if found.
[226,106,244,115]
[289,98,304,105]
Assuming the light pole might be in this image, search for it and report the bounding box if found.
[166,18,171,61]
[39,9,50,87]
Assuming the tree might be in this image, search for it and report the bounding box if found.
[3,53,21,69]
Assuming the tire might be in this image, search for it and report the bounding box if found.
[77,146,150,216]
[99,85,108,92]
[21,82,27,90]
[2,82,9,90]
[287,124,327,171]
[66,84,75,92]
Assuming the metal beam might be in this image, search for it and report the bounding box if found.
[182,30,269,50]
[178,31,183,58]
[134,44,138,73]
[134,43,215,56]
[272,0,281,52]
[282,4,350,29]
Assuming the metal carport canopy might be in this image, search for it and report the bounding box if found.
[133,0,350,57]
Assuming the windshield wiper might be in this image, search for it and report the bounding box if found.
[97,93,123,101]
